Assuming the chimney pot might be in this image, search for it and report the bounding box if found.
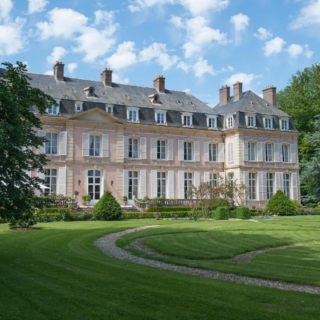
[101,68,113,87]
[262,85,277,106]
[233,82,243,101]
[219,85,230,105]
[53,61,64,81]
[153,75,165,93]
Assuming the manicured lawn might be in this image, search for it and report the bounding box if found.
[0,218,320,319]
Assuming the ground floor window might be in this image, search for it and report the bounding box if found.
[266,173,274,200]
[44,169,57,195]
[128,171,138,200]
[88,170,101,201]
[184,172,193,199]
[248,172,256,200]
[209,173,218,187]
[283,173,290,198]
[157,172,166,197]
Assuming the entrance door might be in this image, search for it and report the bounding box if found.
[88,170,101,205]
[128,171,138,205]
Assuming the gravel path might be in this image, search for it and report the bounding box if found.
[94,226,320,295]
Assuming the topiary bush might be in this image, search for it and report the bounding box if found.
[265,190,296,216]
[211,198,230,210]
[93,191,122,220]
[236,207,251,219]
[213,207,229,220]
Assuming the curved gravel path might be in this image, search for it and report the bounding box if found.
[94,226,320,295]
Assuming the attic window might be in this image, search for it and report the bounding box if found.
[176,100,182,105]
[148,94,160,104]
[124,94,130,100]
[106,105,113,113]
[84,86,95,97]
[189,101,195,106]
[75,102,83,112]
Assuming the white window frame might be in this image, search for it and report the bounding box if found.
[226,115,234,128]
[184,172,193,199]
[44,168,57,195]
[209,143,217,162]
[47,100,60,115]
[157,172,166,198]
[181,113,193,127]
[281,118,289,131]
[155,111,167,125]
[127,107,139,122]
[283,173,290,198]
[89,135,101,157]
[266,172,274,200]
[45,132,58,155]
[246,114,256,128]
[265,143,273,162]
[184,141,193,161]
[207,115,217,129]
[248,172,257,200]
[106,105,113,113]
[128,138,139,159]
[264,116,273,129]
[75,102,83,112]
[209,173,218,187]
[157,140,166,160]
[248,142,256,161]
[282,144,289,163]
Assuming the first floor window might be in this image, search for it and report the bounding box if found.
[282,145,289,163]
[184,172,193,199]
[184,142,192,161]
[88,170,101,201]
[248,142,256,161]
[209,173,218,187]
[44,169,57,195]
[45,133,58,154]
[129,138,139,158]
[265,143,273,162]
[128,110,137,122]
[209,144,217,162]
[157,172,166,197]
[266,173,274,200]
[157,140,166,160]
[283,173,290,198]
[248,172,256,200]
[128,171,138,200]
[89,135,100,156]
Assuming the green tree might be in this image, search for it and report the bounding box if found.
[0,62,56,226]
[265,190,296,216]
[93,191,122,220]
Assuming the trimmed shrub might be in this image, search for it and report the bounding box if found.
[93,191,122,220]
[211,199,230,210]
[121,211,189,219]
[148,206,191,213]
[265,190,296,216]
[236,207,251,219]
[290,199,302,208]
[228,208,236,218]
[213,207,229,220]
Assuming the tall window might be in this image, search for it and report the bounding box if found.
[128,171,138,200]
[282,145,289,163]
[128,138,139,159]
[44,169,57,195]
[248,142,256,161]
[266,173,274,200]
[226,116,233,128]
[265,143,273,162]
[45,133,58,154]
[247,115,256,127]
[265,117,273,129]
[184,142,192,161]
[157,140,166,160]
[128,110,138,122]
[89,135,100,157]
[283,173,290,198]
[157,172,166,197]
[88,170,101,202]
[248,172,256,200]
[184,172,193,199]
[207,117,216,129]
[209,144,217,162]
[209,173,217,187]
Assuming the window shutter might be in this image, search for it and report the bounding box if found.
[203,142,209,162]
[243,140,248,161]
[59,131,67,156]
[123,169,128,197]
[56,103,60,114]
[123,136,128,159]
[219,172,225,185]
[290,144,296,163]
[257,142,264,162]
[151,138,157,160]
[275,172,283,191]
[258,171,266,201]
[38,130,46,154]
[194,141,200,162]
[194,171,200,189]
[218,143,224,163]
[204,171,210,183]
[139,169,146,199]
[57,167,67,196]
[167,170,175,199]
[243,171,249,199]
[100,173,104,197]
[36,171,45,195]
[178,171,184,199]
[274,143,280,162]
[151,170,157,198]
[227,142,234,163]
[82,133,89,156]
[102,134,109,157]
[292,172,298,200]
[178,140,184,161]
[168,139,173,160]
[140,137,147,159]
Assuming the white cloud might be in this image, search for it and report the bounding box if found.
[263,37,286,56]
[139,42,179,70]
[105,41,137,70]
[230,13,249,44]
[112,73,129,84]
[128,0,174,12]
[0,0,12,22]
[44,70,53,75]
[0,17,26,56]
[287,44,303,57]
[169,15,183,28]
[67,63,77,74]
[28,0,48,14]
[46,46,67,64]
[225,72,262,89]
[253,27,272,40]
[290,0,320,29]
[93,10,115,26]
[177,61,191,72]
[303,45,313,58]
[192,57,215,78]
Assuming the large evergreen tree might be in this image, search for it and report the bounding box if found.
[0,62,56,224]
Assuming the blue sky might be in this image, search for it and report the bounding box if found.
[0,0,319,106]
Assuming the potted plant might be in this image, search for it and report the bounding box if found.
[122,196,128,205]
[74,190,79,198]
[82,194,91,206]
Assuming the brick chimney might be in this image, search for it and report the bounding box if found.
[153,75,165,93]
[262,85,277,106]
[233,82,243,101]
[219,85,230,105]
[53,61,64,81]
[101,68,112,87]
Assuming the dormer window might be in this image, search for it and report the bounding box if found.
[207,115,217,129]
[106,105,113,113]
[84,86,95,97]
[281,118,289,131]
[148,94,160,104]
[264,116,273,129]
[246,114,256,127]
[47,100,60,115]
[181,112,193,127]
[127,107,139,122]
[155,110,166,124]
[226,115,234,128]
[75,102,83,112]
[176,100,182,105]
